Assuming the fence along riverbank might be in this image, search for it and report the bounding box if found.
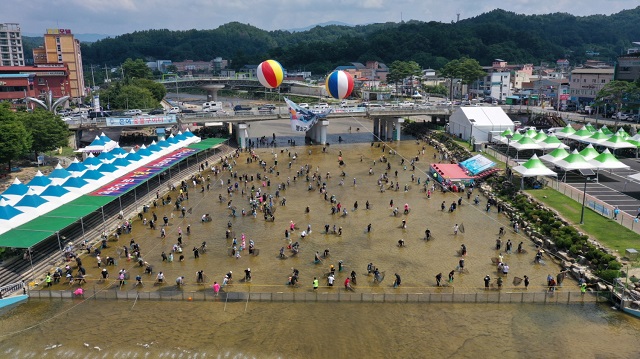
[28,286,601,305]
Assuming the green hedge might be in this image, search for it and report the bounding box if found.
[493,187,622,272]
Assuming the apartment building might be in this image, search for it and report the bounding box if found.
[0,23,25,66]
[32,28,85,101]
[569,68,614,105]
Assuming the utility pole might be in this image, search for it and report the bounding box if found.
[90,64,96,89]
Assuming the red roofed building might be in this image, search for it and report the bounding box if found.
[0,64,71,106]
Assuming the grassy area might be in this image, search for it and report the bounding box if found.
[527,188,640,257]
[479,151,507,170]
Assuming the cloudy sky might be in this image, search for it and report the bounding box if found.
[8,0,639,36]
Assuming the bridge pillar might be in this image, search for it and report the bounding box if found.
[393,117,404,141]
[385,119,393,141]
[203,84,225,101]
[318,120,329,145]
[381,120,388,141]
[373,118,380,140]
[307,120,329,144]
[235,123,249,149]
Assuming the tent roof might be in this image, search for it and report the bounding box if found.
[47,164,72,179]
[554,150,596,170]
[539,135,569,149]
[2,179,29,196]
[555,124,576,138]
[27,171,52,187]
[0,195,114,248]
[601,134,636,149]
[588,149,630,169]
[187,138,226,150]
[511,136,542,150]
[579,144,600,160]
[453,107,514,127]
[0,199,22,220]
[39,185,70,197]
[513,154,557,177]
[540,147,570,163]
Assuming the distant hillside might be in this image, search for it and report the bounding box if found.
[79,7,640,74]
[286,21,355,32]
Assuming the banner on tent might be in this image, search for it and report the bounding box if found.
[146,148,199,168]
[90,147,201,196]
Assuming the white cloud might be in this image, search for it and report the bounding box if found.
[4,0,638,35]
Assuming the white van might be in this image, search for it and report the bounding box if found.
[202,102,223,112]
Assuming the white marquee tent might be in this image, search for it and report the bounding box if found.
[447,107,514,143]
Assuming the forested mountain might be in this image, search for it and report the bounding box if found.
[79,7,640,74]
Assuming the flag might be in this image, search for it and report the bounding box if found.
[284,97,331,132]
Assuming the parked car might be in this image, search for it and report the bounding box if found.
[613,112,631,121]
[124,109,142,116]
[258,105,275,112]
[88,111,112,118]
[233,104,252,112]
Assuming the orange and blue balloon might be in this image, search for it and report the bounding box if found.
[257,60,284,89]
[325,70,354,99]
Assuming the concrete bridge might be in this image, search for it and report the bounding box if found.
[67,107,451,148]
[158,76,327,100]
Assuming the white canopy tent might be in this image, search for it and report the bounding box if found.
[447,107,514,143]
[512,154,557,189]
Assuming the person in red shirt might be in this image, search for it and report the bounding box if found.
[344,277,352,291]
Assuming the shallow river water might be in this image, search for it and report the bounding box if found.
[1,119,639,358]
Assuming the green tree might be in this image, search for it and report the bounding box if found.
[440,57,486,98]
[387,60,422,98]
[0,103,31,169]
[121,58,154,84]
[596,80,639,126]
[17,109,68,159]
[115,85,159,110]
[132,78,167,102]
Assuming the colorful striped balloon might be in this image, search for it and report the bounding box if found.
[325,70,354,99]
[257,60,284,89]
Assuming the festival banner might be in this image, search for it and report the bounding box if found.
[284,97,330,132]
[91,147,201,196]
[105,115,177,127]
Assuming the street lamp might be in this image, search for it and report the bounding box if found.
[579,169,595,224]
[469,119,476,149]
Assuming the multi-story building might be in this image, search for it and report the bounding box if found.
[0,23,25,66]
[173,60,212,73]
[616,52,640,82]
[569,67,614,105]
[0,64,71,106]
[32,28,85,102]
